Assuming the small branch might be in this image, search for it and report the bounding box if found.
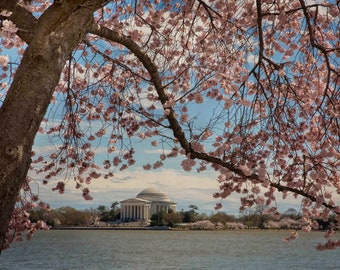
[256,0,264,61]
[88,23,191,153]
[0,1,37,43]
[89,22,339,215]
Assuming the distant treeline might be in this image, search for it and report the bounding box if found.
[30,203,337,230]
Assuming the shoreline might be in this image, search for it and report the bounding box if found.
[50,227,332,232]
[51,226,171,231]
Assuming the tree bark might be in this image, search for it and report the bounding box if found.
[0,0,106,251]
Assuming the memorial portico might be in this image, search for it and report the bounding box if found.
[120,188,177,221]
[120,198,151,221]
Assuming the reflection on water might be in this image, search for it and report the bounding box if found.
[1,230,339,270]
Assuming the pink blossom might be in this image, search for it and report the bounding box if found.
[113,157,121,166]
[119,164,127,171]
[181,159,196,171]
[108,146,115,153]
[324,191,332,199]
[0,55,9,67]
[89,171,101,179]
[233,136,242,144]
[1,19,18,34]
[311,220,319,230]
[3,0,340,252]
[239,164,252,176]
[194,93,204,103]
[324,229,334,239]
[151,141,158,147]
[128,158,135,165]
[153,161,163,169]
[138,133,146,139]
[180,114,189,123]
[224,99,233,110]
[82,188,93,200]
[214,203,223,210]
[81,142,91,149]
[52,182,65,194]
[283,231,299,243]
[220,143,230,151]
[95,129,105,137]
[143,164,151,170]
[36,220,48,230]
[0,10,12,17]
[238,99,251,107]
[302,225,312,232]
[167,148,178,158]
[316,239,340,251]
[31,195,39,202]
[251,186,260,194]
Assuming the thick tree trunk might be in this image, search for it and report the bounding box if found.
[0,1,97,251]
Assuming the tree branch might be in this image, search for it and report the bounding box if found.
[0,1,37,43]
[88,23,192,154]
[88,23,338,215]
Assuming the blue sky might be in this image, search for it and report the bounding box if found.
[2,1,321,217]
[29,125,224,213]
[29,131,304,216]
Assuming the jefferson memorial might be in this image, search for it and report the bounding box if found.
[120,188,177,221]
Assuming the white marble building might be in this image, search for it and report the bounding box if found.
[120,188,177,221]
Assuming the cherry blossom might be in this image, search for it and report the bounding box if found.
[0,10,11,17]
[283,231,299,243]
[0,0,339,251]
[0,54,9,67]
[1,19,18,34]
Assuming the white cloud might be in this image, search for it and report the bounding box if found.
[143,148,171,154]
[31,163,307,216]
[33,167,219,212]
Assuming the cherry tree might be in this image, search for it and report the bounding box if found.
[0,0,339,251]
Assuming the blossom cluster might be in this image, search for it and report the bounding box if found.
[3,0,339,250]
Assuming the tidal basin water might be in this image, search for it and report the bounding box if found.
[1,230,339,270]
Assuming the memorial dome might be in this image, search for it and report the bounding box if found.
[136,188,170,202]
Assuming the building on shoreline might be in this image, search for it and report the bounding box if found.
[120,188,177,222]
